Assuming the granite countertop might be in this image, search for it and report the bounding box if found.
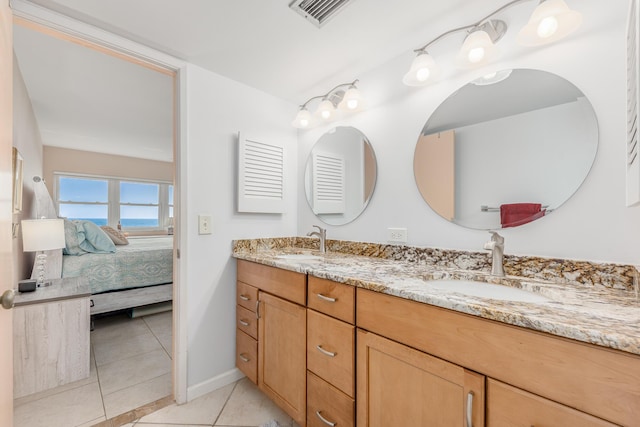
[233,246,640,356]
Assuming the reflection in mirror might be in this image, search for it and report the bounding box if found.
[305,127,377,225]
[414,69,598,230]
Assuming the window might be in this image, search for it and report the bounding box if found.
[56,174,173,231]
[58,176,109,225]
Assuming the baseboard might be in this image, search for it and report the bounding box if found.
[186,368,245,401]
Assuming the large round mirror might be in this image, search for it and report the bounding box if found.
[414,69,598,230]
[305,126,377,225]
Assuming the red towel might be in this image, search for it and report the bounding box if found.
[500,203,545,228]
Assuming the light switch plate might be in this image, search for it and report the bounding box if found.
[198,214,212,235]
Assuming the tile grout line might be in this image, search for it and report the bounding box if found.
[94,345,169,372]
[93,339,110,424]
[212,380,240,427]
[142,314,173,360]
[102,371,172,400]
[94,314,171,421]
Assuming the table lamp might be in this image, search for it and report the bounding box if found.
[21,218,65,287]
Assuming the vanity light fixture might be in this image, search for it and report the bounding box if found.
[291,80,362,129]
[403,0,582,86]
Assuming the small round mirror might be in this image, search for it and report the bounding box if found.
[304,126,377,225]
[414,68,598,230]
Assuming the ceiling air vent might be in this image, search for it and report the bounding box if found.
[289,0,355,28]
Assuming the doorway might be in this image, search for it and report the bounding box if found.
[11,15,183,426]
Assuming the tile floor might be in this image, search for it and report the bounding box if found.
[123,378,300,427]
[13,309,300,427]
[14,310,173,427]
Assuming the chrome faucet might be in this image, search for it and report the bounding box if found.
[483,231,505,277]
[307,225,327,253]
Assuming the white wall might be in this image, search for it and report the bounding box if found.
[297,1,638,265]
[12,55,43,282]
[183,64,298,394]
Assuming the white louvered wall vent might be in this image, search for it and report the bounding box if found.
[312,151,345,214]
[289,0,355,28]
[627,0,640,206]
[238,133,286,213]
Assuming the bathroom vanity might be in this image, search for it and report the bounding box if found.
[233,238,640,427]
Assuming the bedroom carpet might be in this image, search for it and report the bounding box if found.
[13,310,173,427]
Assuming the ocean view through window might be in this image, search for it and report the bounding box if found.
[56,174,173,230]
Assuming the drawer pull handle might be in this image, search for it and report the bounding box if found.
[316,411,336,427]
[256,300,261,319]
[466,391,474,427]
[316,345,336,357]
[239,353,250,363]
[239,294,250,301]
[317,293,337,303]
[239,319,250,327]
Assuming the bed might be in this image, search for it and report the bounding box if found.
[61,235,174,315]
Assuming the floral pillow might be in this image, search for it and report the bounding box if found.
[100,226,129,245]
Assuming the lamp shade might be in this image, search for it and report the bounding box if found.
[338,86,362,110]
[292,107,312,128]
[21,219,65,252]
[403,52,441,86]
[517,0,582,46]
[317,99,336,120]
[456,29,499,68]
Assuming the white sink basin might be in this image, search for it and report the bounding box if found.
[275,254,323,262]
[427,279,549,303]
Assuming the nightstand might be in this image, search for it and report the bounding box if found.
[13,276,91,398]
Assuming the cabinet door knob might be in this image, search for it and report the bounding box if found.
[316,345,337,357]
[0,289,15,310]
[316,410,336,427]
[317,293,336,303]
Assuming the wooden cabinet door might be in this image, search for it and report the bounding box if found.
[259,291,307,426]
[357,329,484,427]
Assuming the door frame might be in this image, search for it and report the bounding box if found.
[11,0,189,404]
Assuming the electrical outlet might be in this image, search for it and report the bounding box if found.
[387,227,407,243]
[198,214,212,235]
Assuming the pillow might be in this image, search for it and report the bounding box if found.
[63,219,86,255]
[78,221,116,253]
[63,220,116,255]
[101,225,129,245]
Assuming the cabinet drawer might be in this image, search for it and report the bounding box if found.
[307,276,355,324]
[237,304,258,339]
[237,281,258,312]
[487,379,617,427]
[236,329,257,384]
[238,260,306,305]
[307,371,354,427]
[307,310,355,397]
